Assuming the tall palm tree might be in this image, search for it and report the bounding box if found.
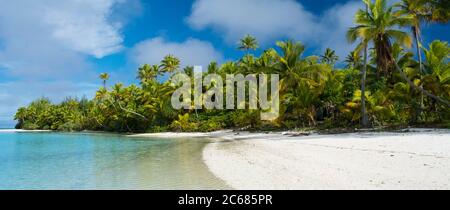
[321,48,339,65]
[348,0,413,78]
[347,2,374,127]
[396,0,429,108]
[238,34,259,55]
[161,55,181,73]
[349,0,450,108]
[99,73,110,88]
[396,0,428,73]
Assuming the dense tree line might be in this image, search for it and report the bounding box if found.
[15,0,450,132]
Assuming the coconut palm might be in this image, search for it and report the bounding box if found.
[347,2,374,127]
[183,66,194,77]
[347,0,413,78]
[137,64,159,85]
[161,55,181,73]
[238,34,259,54]
[99,73,110,88]
[321,48,339,65]
[396,0,428,72]
[345,51,362,69]
[396,0,430,108]
[427,0,450,23]
[207,61,219,74]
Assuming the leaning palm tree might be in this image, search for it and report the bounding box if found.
[396,0,429,108]
[321,48,339,65]
[99,73,110,88]
[161,55,181,73]
[238,34,259,55]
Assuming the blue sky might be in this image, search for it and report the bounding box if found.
[0,0,449,127]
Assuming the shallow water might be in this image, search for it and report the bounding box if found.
[0,132,229,190]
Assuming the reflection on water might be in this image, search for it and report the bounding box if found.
[0,132,229,190]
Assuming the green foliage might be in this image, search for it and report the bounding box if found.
[170,114,197,132]
[14,7,450,132]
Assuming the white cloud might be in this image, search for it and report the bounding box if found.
[316,1,362,59]
[44,0,124,58]
[187,0,362,59]
[130,37,224,68]
[187,0,318,44]
[0,0,138,125]
[0,0,128,79]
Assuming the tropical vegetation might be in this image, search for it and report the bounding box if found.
[14,0,450,132]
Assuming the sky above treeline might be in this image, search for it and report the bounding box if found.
[0,0,448,127]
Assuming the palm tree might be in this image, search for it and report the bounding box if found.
[238,34,259,55]
[137,64,159,85]
[426,0,450,23]
[273,40,305,92]
[99,73,110,88]
[274,41,331,123]
[321,48,339,65]
[207,61,219,74]
[183,66,194,77]
[349,0,449,108]
[161,55,181,73]
[348,0,413,78]
[345,51,362,69]
[396,0,427,72]
[347,2,375,127]
[396,0,429,108]
[396,0,449,69]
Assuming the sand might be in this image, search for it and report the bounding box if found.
[201,130,450,190]
[0,129,51,133]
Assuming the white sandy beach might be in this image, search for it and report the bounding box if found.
[198,130,450,190]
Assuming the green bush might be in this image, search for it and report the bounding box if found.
[199,119,224,132]
[22,122,40,130]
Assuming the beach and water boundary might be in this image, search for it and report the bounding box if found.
[2,129,450,190]
[132,129,450,190]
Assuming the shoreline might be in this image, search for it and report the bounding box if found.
[130,129,450,189]
[3,128,450,189]
[0,129,52,133]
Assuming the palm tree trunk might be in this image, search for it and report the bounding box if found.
[361,42,369,128]
[414,26,424,109]
[361,5,369,128]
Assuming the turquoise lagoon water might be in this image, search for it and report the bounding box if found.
[0,131,229,190]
